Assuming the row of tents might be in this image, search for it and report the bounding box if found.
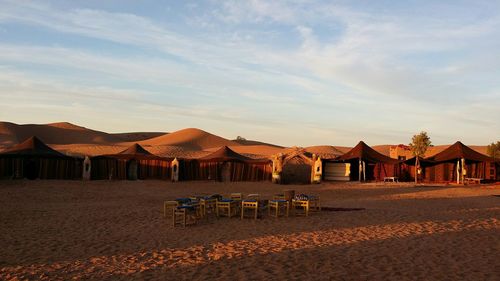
[0,136,497,183]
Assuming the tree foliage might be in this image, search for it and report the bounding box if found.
[487,141,500,159]
[236,136,246,141]
[409,131,432,158]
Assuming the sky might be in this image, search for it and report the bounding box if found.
[0,0,499,147]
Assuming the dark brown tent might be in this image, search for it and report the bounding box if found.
[0,136,82,180]
[90,143,171,180]
[423,142,493,183]
[198,146,253,162]
[428,141,492,163]
[337,141,400,164]
[183,146,271,182]
[336,141,400,181]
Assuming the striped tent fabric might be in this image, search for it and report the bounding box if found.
[0,136,82,180]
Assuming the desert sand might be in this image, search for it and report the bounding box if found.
[0,180,498,280]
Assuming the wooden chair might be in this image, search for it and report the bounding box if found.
[292,199,310,216]
[308,195,321,212]
[200,198,217,217]
[241,200,259,220]
[247,194,260,200]
[164,201,179,218]
[216,199,238,218]
[268,200,289,218]
[173,204,200,227]
[273,194,286,200]
[230,193,243,200]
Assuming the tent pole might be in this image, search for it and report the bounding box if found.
[363,161,366,181]
[461,158,465,184]
[359,158,362,182]
[415,157,419,184]
[456,160,460,184]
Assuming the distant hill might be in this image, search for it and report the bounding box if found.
[138,128,239,150]
[0,121,490,159]
[0,122,122,146]
[111,132,166,142]
[232,138,283,148]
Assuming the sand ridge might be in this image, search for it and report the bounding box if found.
[0,122,491,160]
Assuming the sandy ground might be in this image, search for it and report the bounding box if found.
[0,180,498,280]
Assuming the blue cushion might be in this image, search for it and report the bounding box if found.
[272,199,288,203]
[219,199,233,202]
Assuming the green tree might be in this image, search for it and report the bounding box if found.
[409,131,432,184]
[487,141,500,160]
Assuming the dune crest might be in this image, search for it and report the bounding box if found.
[138,128,239,150]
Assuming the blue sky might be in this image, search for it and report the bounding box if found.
[0,0,499,146]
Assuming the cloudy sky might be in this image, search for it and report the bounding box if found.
[0,0,499,146]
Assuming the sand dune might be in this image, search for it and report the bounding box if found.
[138,128,240,150]
[111,132,166,142]
[0,122,491,159]
[232,138,283,148]
[0,122,123,146]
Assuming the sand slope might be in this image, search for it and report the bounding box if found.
[0,122,123,146]
[138,128,240,150]
[0,122,491,158]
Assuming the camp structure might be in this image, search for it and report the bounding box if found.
[403,156,435,182]
[422,141,493,183]
[181,146,272,182]
[272,147,322,184]
[90,143,171,180]
[335,141,400,181]
[0,136,82,180]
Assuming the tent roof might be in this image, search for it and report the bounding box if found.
[336,141,400,164]
[198,146,253,162]
[428,141,492,163]
[118,143,154,156]
[0,136,67,157]
[404,156,436,166]
[95,143,165,160]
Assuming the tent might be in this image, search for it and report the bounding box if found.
[90,143,171,180]
[336,141,400,181]
[182,146,271,182]
[424,141,493,183]
[0,136,82,180]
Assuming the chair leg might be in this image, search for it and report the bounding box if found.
[183,211,186,227]
[254,208,258,220]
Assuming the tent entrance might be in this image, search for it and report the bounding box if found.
[282,157,311,184]
[221,162,231,182]
[24,159,38,180]
[126,159,138,180]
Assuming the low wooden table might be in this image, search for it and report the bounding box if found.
[384,177,399,182]
[464,178,482,184]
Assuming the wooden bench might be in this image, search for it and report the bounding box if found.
[464,178,482,184]
[384,177,399,182]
